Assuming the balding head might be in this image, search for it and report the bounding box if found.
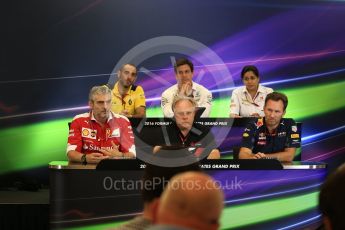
[319,163,345,230]
[155,172,224,230]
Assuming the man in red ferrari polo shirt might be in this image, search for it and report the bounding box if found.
[67,85,136,164]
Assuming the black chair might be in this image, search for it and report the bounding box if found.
[233,146,241,159]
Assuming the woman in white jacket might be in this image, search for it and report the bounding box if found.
[230,65,273,117]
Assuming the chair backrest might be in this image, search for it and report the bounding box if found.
[233,146,241,160]
[194,107,206,119]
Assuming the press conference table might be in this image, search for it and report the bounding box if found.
[49,160,326,170]
[49,160,326,230]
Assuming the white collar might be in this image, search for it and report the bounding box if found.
[242,84,264,94]
[90,111,113,123]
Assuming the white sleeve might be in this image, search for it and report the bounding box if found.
[199,90,212,117]
[194,85,212,117]
[230,89,240,115]
[161,90,174,117]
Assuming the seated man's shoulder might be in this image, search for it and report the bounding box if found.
[131,84,144,93]
[241,118,264,134]
[282,118,296,125]
[251,117,264,128]
[194,81,211,92]
[162,84,177,95]
[130,84,138,91]
[72,112,89,121]
[112,112,130,122]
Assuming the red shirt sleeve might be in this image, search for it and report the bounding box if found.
[119,118,136,154]
[67,118,83,153]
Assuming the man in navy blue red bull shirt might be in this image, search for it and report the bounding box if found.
[67,85,136,164]
[239,92,300,161]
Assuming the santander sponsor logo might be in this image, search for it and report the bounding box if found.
[88,144,114,151]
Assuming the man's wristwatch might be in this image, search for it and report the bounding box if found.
[81,154,87,165]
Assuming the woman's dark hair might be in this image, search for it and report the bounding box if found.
[241,65,259,79]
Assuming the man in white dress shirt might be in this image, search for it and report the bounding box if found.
[161,58,212,118]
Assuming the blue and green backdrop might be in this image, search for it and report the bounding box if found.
[1,0,345,229]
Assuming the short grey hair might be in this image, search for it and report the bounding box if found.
[89,85,112,101]
[172,95,197,111]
